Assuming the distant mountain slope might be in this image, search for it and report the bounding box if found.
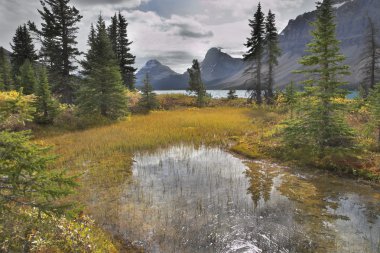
[136,0,380,90]
[136,59,179,87]
[219,0,380,89]
[136,48,245,90]
[200,48,244,82]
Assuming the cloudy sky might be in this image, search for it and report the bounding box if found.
[0,0,316,73]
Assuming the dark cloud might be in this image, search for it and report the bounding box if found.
[176,29,213,39]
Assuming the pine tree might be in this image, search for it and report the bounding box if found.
[117,12,137,90]
[188,59,207,107]
[369,83,380,147]
[360,17,380,98]
[139,74,159,112]
[30,0,82,104]
[0,48,14,90]
[108,14,118,56]
[10,24,37,76]
[78,15,128,119]
[34,67,58,124]
[284,0,353,154]
[244,3,265,105]
[264,10,281,104]
[0,130,76,214]
[17,59,38,95]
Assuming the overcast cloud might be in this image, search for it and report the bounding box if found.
[0,0,316,72]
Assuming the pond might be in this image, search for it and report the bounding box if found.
[98,145,380,253]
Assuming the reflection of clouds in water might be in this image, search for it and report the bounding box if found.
[116,145,380,253]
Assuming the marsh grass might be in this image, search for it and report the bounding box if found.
[37,107,255,247]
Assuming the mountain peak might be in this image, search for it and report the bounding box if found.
[146,59,162,67]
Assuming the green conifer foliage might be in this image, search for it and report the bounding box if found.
[108,14,119,57]
[139,74,159,112]
[117,12,137,90]
[283,0,354,154]
[244,3,265,105]
[17,60,38,95]
[0,48,14,91]
[31,0,82,104]
[0,130,77,214]
[10,24,37,76]
[34,67,58,124]
[284,81,297,119]
[78,15,128,120]
[188,59,207,107]
[264,10,281,104]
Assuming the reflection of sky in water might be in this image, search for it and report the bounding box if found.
[115,145,380,253]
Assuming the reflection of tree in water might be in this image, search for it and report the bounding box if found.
[245,163,277,208]
[278,173,339,253]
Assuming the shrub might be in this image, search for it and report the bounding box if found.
[0,91,35,130]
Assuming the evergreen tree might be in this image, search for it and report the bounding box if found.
[0,130,76,214]
[139,74,159,112]
[188,59,207,107]
[78,15,128,119]
[284,81,297,119]
[369,83,380,147]
[30,0,82,104]
[264,10,281,104]
[34,67,58,124]
[284,0,353,154]
[10,24,37,76]
[243,3,265,105]
[17,59,38,95]
[227,90,238,100]
[360,17,380,98]
[108,14,118,56]
[117,12,137,90]
[0,47,13,90]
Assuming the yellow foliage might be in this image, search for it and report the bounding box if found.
[0,90,35,130]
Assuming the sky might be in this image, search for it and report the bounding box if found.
[0,0,316,73]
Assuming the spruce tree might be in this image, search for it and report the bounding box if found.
[10,24,37,76]
[244,3,265,105]
[188,59,207,107]
[360,17,380,97]
[31,0,82,104]
[17,60,38,95]
[264,10,281,104]
[34,67,58,124]
[0,48,14,91]
[0,130,76,214]
[117,12,137,90]
[284,0,353,154]
[108,14,118,56]
[78,15,128,119]
[139,74,159,112]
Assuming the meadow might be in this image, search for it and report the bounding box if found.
[30,95,380,251]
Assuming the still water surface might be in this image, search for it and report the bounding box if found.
[101,145,380,253]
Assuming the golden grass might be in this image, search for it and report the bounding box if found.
[37,107,255,251]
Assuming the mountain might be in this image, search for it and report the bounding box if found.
[137,0,380,90]
[136,48,246,90]
[135,59,179,87]
[200,48,244,82]
[217,0,380,89]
